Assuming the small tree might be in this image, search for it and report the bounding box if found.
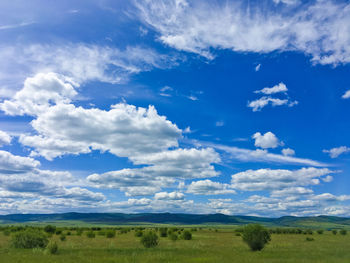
[159,228,168,237]
[106,229,116,238]
[46,241,58,254]
[169,233,178,241]
[332,230,337,235]
[44,225,56,234]
[242,224,271,251]
[340,229,347,235]
[11,229,48,249]
[317,230,324,234]
[140,231,159,248]
[182,230,192,240]
[60,234,66,241]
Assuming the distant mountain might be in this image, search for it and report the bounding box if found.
[0,213,349,228]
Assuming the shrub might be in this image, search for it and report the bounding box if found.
[106,230,116,238]
[46,241,58,254]
[11,229,48,249]
[317,230,324,234]
[66,231,71,236]
[159,228,168,237]
[306,237,314,241]
[60,234,66,241]
[169,233,178,241]
[3,230,11,236]
[44,225,56,234]
[306,229,313,235]
[86,231,95,238]
[242,224,271,251]
[55,230,62,235]
[340,229,347,235]
[182,230,192,240]
[140,231,159,248]
[332,230,337,235]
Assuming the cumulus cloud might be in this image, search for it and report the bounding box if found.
[1,72,78,116]
[231,167,334,191]
[154,191,185,200]
[0,150,40,173]
[187,179,236,195]
[248,96,298,112]
[254,82,288,95]
[88,148,220,196]
[282,148,295,156]
[136,0,350,65]
[252,131,282,149]
[0,130,11,146]
[271,187,313,197]
[323,146,350,158]
[18,102,181,160]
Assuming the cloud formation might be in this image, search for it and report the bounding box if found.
[136,0,350,65]
[323,146,350,158]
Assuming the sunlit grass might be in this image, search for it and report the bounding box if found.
[0,228,349,263]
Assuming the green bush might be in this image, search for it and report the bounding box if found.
[44,225,56,234]
[76,229,83,236]
[140,231,159,248]
[3,230,11,236]
[11,229,48,249]
[159,228,168,237]
[332,230,337,235]
[86,231,95,238]
[340,229,347,235]
[182,230,192,240]
[60,234,66,241]
[306,237,314,241]
[55,230,62,235]
[242,224,271,251]
[46,241,58,254]
[317,230,324,234]
[106,230,116,238]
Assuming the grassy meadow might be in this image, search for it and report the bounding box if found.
[0,226,349,263]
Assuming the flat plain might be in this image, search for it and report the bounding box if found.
[0,227,349,263]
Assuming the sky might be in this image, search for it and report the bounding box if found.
[0,0,350,217]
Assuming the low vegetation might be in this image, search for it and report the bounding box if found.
[0,224,349,262]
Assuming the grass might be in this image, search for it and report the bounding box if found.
[0,228,349,262]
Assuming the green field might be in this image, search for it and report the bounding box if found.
[0,227,349,263]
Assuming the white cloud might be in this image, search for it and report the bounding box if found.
[0,130,11,146]
[323,146,350,158]
[282,148,295,156]
[88,148,220,196]
[1,72,78,116]
[136,0,350,65]
[187,179,236,195]
[271,187,313,197]
[0,150,40,173]
[255,82,288,95]
[252,131,282,149]
[312,193,350,202]
[18,103,181,160]
[342,90,350,99]
[255,64,261,71]
[154,191,184,200]
[0,21,35,30]
[231,167,334,191]
[199,141,327,167]
[273,0,300,5]
[248,96,298,112]
[0,44,181,92]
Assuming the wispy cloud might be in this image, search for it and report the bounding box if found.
[0,21,35,30]
[136,0,350,65]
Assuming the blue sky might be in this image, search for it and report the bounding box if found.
[0,0,350,216]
